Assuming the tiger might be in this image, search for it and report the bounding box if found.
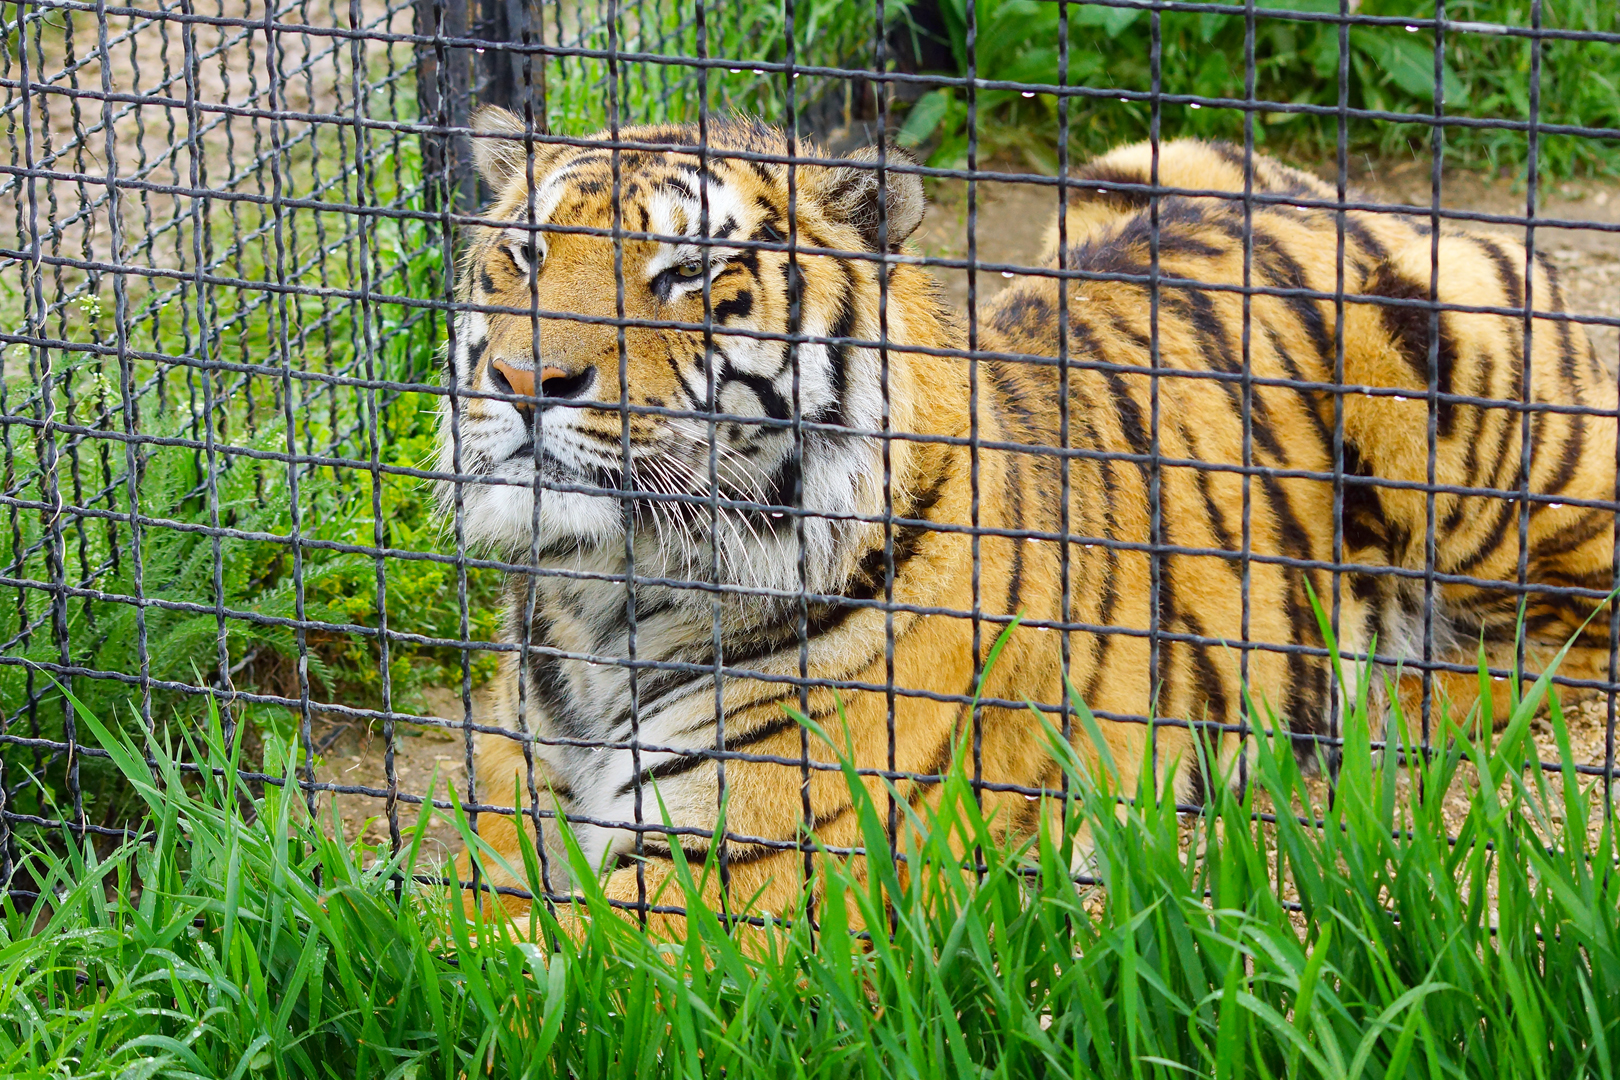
[437,104,1618,936]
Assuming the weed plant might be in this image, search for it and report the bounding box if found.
[898,0,1620,180]
[5,628,1620,1077]
[550,0,896,133]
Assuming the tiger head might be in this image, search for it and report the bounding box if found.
[438,106,943,600]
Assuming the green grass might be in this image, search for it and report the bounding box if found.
[898,0,1620,180]
[6,630,1620,1078]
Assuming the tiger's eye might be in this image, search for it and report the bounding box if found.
[505,236,542,272]
[676,262,703,278]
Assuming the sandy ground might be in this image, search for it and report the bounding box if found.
[318,686,475,865]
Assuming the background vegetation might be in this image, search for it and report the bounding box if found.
[897,0,1620,179]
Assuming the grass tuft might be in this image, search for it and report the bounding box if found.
[6,632,1620,1077]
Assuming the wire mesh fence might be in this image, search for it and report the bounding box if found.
[3,0,1619,926]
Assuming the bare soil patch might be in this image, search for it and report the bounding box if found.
[316,686,474,870]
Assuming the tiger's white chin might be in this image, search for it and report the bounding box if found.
[442,444,886,608]
[455,482,625,558]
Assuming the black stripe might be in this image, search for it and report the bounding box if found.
[1179,610,1230,741]
[1006,454,1026,615]
[616,708,814,798]
[1069,161,1154,211]
[1100,368,1151,461]
[721,364,791,421]
[1361,260,1459,437]
[713,289,753,324]
[717,463,954,676]
[990,290,1055,338]
[1252,229,1332,360]
[985,359,1042,439]
[1451,430,1524,574]
[457,335,488,383]
[1533,508,1608,560]
[1340,443,1389,556]
[1192,460,1239,558]
[1255,473,1328,743]
[1475,235,1525,310]
[1341,217,1390,267]
[1169,288,1289,464]
[818,262,858,430]
[1262,328,1334,456]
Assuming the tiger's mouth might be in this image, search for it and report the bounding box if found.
[479,417,796,545]
[445,391,878,600]
[504,441,626,499]
[503,415,776,495]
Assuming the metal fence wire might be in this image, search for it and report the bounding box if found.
[3,0,1619,923]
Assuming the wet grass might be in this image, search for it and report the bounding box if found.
[5,629,1620,1078]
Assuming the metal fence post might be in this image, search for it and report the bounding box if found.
[476,0,542,127]
[415,0,539,211]
[415,0,474,208]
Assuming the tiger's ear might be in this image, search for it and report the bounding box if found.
[817,144,926,251]
[468,105,549,192]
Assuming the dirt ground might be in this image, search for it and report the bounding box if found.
[319,686,476,864]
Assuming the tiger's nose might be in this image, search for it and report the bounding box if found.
[491,359,536,402]
[490,360,595,413]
